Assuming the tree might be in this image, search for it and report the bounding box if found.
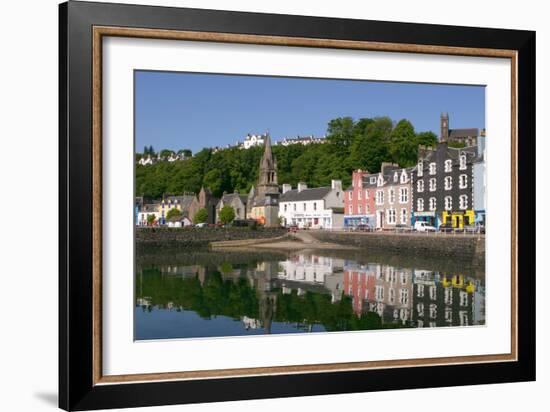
[218,205,236,225]
[415,131,438,147]
[193,208,208,224]
[178,149,192,158]
[203,169,223,197]
[165,208,182,220]
[326,117,355,153]
[146,214,156,226]
[389,119,417,167]
[160,149,174,159]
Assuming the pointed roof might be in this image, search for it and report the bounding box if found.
[260,134,275,169]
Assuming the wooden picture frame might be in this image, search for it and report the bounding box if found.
[59,1,535,410]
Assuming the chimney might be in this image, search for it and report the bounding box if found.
[282,183,292,194]
[297,182,308,192]
[331,179,342,191]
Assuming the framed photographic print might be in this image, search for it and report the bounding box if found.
[59,1,535,410]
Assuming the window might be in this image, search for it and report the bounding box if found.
[303,203,306,211]
[400,208,408,225]
[375,285,384,301]
[417,303,425,317]
[459,311,469,326]
[388,188,395,204]
[358,205,362,214]
[444,176,452,190]
[400,289,409,305]
[313,202,317,211]
[377,175,384,187]
[376,190,384,205]
[459,174,468,189]
[429,285,437,300]
[365,189,369,199]
[293,204,296,211]
[284,204,288,212]
[445,308,453,323]
[399,187,408,203]
[389,288,395,304]
[429,162,436,175]
[445,159,452,172]
[460,291,468,306]
[387,209,396,224]
[417,284,425,298]
[459,195,468,210]
[429,304,437,319]
[348,191,352,200]
[370,177,376,184]
[417,198,424,212]
[459,154,467,170]
[348,205,352,214]
[444,288,453,305]
[394,172,398,182]
[429,178,436,192]
[429,197,436,211]
[417,161,423,177]
[358,190,362,200]
[417,180,424,193]
[400,170,408,184]
[444,196,452,211]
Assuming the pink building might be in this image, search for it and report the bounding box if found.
[344,169,377,229]
[343,265,376,316]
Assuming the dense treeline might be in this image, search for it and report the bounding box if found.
[136,116,438,198]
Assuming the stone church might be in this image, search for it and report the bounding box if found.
[440,113,479,147]
[247,134,280,227]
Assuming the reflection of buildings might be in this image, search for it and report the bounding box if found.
[342,264,482,328]
[343,263,413,324]
[412,270,476,328]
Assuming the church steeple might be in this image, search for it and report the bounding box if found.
[257,133,278,197]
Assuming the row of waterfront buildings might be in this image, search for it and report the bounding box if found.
[137,114,486,231]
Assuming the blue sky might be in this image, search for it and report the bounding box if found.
[135,71,485,154]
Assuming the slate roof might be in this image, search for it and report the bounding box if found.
[449,128,479,138]
[220,193,248,205]
[280,187,332,202]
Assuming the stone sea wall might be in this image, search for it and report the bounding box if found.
[309,231,486,269]
[136,227,286,250]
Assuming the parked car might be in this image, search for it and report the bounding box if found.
[195,222,208,228]
[414,221,436,232]
[288,225,298,233]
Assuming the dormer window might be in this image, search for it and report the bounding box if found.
[377,174,384,187]
[370,177,376,184]
[417,161,423,177]
[459,154,467,170]
[444,159,452,173]
[400,170,408,184]
[429,163,436,175]
[393,172,398,182]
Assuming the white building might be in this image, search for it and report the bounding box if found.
[278,135,325,146]
[240,133,268,149]
[138,155,155,166]
[278,180,344,229]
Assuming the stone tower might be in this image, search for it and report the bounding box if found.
[256,134,279,198]
[440,113,449,142]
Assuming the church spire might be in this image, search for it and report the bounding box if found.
[256,133,278,196]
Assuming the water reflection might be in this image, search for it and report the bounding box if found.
[135,251,485,340]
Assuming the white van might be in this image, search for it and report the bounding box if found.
[414,221,436,232]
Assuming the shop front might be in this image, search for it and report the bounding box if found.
[412,211,438,228]
[344,214,376,229]
[441,210,475,229]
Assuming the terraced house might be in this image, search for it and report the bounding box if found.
[412,143,479,229]
[343,169,377,229]
[373,163,414,230]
